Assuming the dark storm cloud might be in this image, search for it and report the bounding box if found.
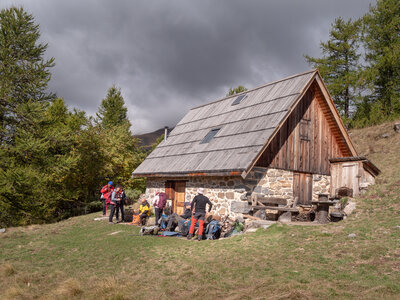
[1,0,374,133]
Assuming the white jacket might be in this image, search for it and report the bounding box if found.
[152,195,160,207]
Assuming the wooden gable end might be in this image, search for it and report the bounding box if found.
[255,80,353,175]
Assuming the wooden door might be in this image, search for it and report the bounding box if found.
[293,172,313,205]
[165,181,175,208]
[165,181,186,214]
[174,181,186,215]
[330,162,360,196]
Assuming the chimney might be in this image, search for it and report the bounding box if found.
[164,126,168,142]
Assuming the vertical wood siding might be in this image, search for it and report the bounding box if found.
[256,81,351,175]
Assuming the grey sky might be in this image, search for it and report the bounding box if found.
[1,0,374,133]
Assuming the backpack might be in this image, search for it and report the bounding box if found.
[140,226,159,236]
[131,214,141,226]
[179,220,189,236]
[205,220,221,240]
[159,213,169,229]
[158,192,167,209]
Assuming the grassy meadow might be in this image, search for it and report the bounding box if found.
[1,122,400,300]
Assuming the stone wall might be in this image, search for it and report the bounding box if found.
[312,174,331,201]
[145,178,165,204]
[145,168,330,218]
[246,167,294,205]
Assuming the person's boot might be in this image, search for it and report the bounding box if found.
[187,233,193,240]
[197,235,202,241]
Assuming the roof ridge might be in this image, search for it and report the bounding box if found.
[190,69,317,110]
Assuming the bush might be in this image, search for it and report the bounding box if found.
[86,201,102,213]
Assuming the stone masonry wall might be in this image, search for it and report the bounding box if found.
[145,168,330,218]
[247,167,294,205]
[312,174,331,201]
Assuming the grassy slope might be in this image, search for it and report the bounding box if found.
[1,122,400,300]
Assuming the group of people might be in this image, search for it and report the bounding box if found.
[100,181,127,224]
[101,182,214,241]
[157,187,213,241]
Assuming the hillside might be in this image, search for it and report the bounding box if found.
[135,127,174,148]
[1,122,399,300]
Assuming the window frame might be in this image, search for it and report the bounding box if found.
[231,94,247,106]
[200,128,221,144]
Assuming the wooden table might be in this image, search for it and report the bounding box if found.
[312,195,336,224]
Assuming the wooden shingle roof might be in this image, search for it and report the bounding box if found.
[133,70,323,177]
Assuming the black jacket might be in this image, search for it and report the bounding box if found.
[191,194,212,214]
[180,208,192,219]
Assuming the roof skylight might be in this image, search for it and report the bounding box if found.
[200,128,220,144]
[231,94,247,106]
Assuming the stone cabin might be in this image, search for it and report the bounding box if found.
[132,70,380,218]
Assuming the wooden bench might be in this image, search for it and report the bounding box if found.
[251,195,299,221]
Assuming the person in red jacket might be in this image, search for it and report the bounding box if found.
[100,181,114,216]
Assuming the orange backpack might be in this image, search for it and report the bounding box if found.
[132,214,141,226]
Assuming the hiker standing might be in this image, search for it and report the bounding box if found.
[100,181,114,216]
[116,187,126,222]
[152,191,167,226]
[187,188,213,241]
[139,197,151,225]
[109,186,121,224]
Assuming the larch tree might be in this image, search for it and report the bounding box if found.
[361,0,400,122]
[226,85,248,97]
[96,85,142,190]
[0,7,87,226]
[0,7,55,143]
[305,17,361,119]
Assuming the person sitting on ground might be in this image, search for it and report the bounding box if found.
[158,205,172,229]
[109,186,121,224]
[116,187,126,222]
[139,197,151,226]
[100,181,114,216]
[165,202,192,233]
[187,188,213,241]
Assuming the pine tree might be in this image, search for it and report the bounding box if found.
[362,0,400,120]
[96,85,129,129]
[305,17,361,119]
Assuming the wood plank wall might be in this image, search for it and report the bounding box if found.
[256,81,351,175]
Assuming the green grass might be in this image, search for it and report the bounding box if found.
[1,122,400,299]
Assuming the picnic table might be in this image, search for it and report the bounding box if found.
[312,194,336,224]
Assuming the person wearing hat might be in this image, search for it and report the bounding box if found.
[187,188,213,241]
[100,181,114,216]
[109,186,121,223]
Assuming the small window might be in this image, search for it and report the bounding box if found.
[231,94,247,106]
[201,128,220,144]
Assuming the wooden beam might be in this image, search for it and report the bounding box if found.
[252,206,299,212]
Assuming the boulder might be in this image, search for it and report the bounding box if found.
[253,209,266,220]
[230,201,250,213]
[246,220,275,230]
[343,201,356,216]
[278,211,292,223]
[394,122,400,133]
